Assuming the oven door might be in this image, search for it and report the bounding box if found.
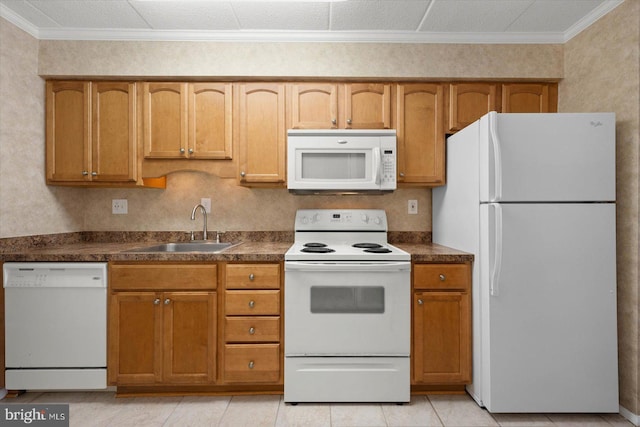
[284,261,410,356]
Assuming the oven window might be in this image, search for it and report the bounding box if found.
[310,286,384,313]
[301,153,366,180]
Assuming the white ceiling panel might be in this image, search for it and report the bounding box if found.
[420,0,535,32]
[129,0,239,30]
[506,0,604,32]
[27,0,149,29]
[232,2,329,30]
[0,0,625,42]
[330,0,429,31]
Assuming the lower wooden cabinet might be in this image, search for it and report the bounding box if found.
[412,263,472,386]
[108,263,217,386]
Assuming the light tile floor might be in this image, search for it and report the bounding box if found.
[2,391,634,427]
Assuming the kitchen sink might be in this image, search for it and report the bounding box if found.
[125,241,240,253]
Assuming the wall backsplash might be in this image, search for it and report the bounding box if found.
[82,172,431,232]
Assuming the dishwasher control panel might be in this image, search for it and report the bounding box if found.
[3,263,107,288]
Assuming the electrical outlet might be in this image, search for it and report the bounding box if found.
[201,198,211,213]
[112,199,128,215]
[408,199,418,215]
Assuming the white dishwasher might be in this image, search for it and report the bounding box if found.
[3,262,107,390]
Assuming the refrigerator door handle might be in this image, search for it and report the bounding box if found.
[490,203,503,296]
[489,112,503,202]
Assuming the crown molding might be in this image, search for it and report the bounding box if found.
[0,4,40,39]
[563,0,624,42]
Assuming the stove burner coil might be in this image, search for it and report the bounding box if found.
[363,247,392,253]
[303,243,328,248]
[352,243,383,249]
[301,247,335,253]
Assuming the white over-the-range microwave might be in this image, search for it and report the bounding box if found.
[287,129,397,194]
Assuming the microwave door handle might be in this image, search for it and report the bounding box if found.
[373,147,381,185]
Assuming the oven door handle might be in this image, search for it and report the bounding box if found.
[285,261,410,272]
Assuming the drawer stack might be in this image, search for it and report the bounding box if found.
[222,263,282,384]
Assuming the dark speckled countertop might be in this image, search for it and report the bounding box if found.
[0,231,472,263]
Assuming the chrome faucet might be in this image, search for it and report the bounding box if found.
[190,204,208,241]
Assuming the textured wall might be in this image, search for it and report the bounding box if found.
[0,19,84,238]
[560,0,639,417]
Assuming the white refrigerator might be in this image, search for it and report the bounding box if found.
[433,112,619,413]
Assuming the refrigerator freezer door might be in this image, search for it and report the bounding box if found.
[479,112,616,203]
[479,202,618,412]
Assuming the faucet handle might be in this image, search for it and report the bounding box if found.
[190,231,195,241]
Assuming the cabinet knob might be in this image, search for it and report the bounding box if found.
[399,172,405,177]
[188,148,194,154]
[82,171,89,176]
[91,171,97,176]
[164,298,171,305]
[417,299,424,305]
[439,274,446,281]
[248,361,255,369]
[153,298,161,305]
[180,148,185,154]
[347,118,352,125]
[249,273,255,281]
[331,118,337,125]
[249,327,256,335]
[248,300,255,308]
[240,171,246,178]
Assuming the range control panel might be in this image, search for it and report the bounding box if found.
[295,209,388,232]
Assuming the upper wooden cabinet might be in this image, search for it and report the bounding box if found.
[288,83,391,129]
[447,83,498,132]
[143,82,232,159]
[236,83,286,185]
[396,83,445,186]
[46,81,137,184]
[501,83,557,113]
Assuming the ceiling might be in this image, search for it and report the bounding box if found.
[0,0,624,44]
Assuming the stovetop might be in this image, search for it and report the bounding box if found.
[285,209,410,262]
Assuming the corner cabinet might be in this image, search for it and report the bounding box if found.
[236,83,286,186]
[108,263,218,386]
[412,263,471,387]
[46,81,137,184]
[396,83,445,186]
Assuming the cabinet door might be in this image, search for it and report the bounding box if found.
[163,292,217,384]
[92,82,137,182]
[447,83,498,132]
[143,82,188,158]
[501,83,550,113]
[289,83,338,129]
[108,292,162,385]
[396,83,445,185]
[413,291,471,384]
[345,83,391,129]
[189,83,232,159]
[46,81,91,182]
[237,83,286,184]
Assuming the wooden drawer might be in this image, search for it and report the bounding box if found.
[414,263,470,291]
[225,316,280,342]
[225,290,280,315]
[224,344,280,383]
[226,264,280,289]
[110,263,217,291]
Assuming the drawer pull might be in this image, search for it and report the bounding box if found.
[153,298,160,305]
[249,273,255,281]
[248,300,255,308]
[417,299,424,305]
[164,298,171,305]
[439,274,446,281]
[249,327,256,335]
[248,361,255,369]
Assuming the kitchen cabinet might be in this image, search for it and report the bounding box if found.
[501,83,557,113]
[446,83,498,132]
[288,83,391,129]
[412,263,471,385]
[222,263,282,384]
[143,82,233,159]
[396,83,445,185]
[236,83,286,185]
[108,263,217,385]
[46,81,138,184]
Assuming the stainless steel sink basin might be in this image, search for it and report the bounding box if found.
[125,241,240,253]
